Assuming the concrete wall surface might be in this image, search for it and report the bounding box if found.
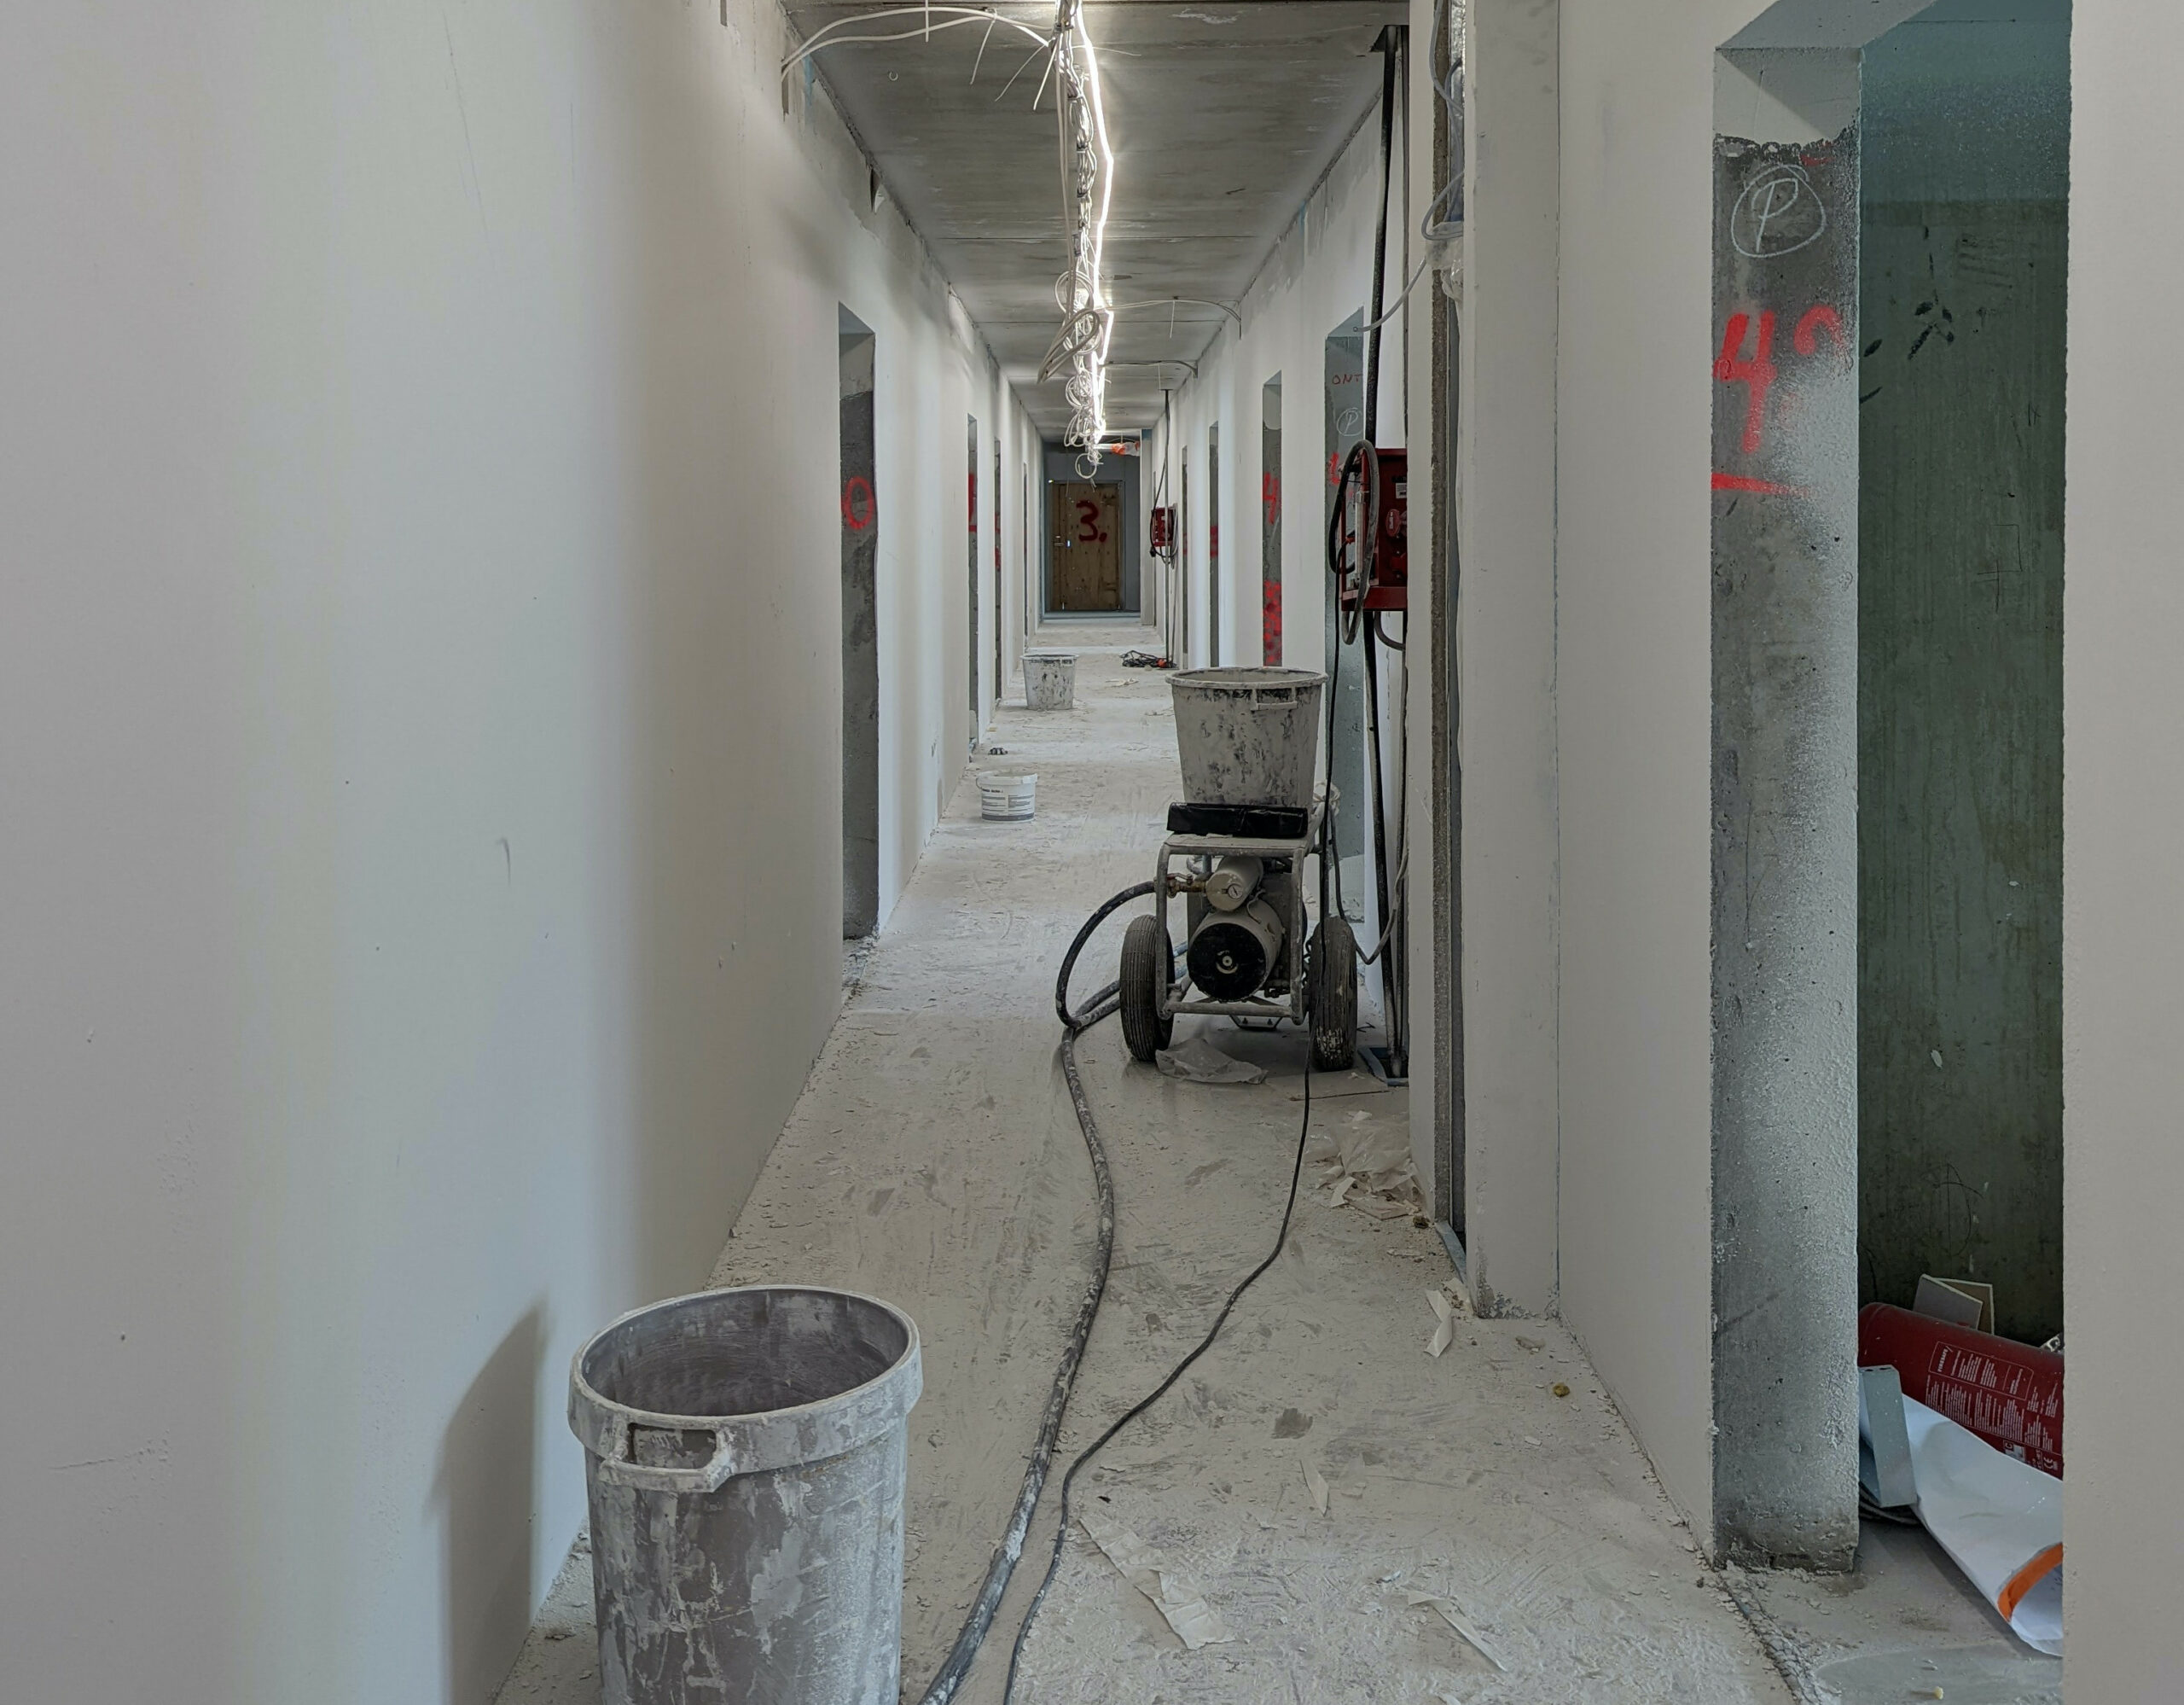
[2062,0,2183,1692]
[1857,1,2070,1348]
[0,3,1019,1698]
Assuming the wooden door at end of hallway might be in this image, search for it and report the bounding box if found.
[1050,481,1123,611]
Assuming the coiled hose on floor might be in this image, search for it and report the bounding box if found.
[911,881,1316,1705]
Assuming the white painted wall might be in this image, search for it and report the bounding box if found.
[2063,0,2184,1690]
[1542,0,1779,1534]
[0,2,1015,1698]
[1151,119,1390,710]
[1428,0,1565,1318]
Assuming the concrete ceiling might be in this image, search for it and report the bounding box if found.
[788,0,1404,438]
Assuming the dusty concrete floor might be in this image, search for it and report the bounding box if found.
[1728,1521,2060,1704]
[495,635,1796,1704]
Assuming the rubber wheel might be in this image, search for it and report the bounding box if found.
[1305,916,1358,1073]
[1119,914,1175,1062]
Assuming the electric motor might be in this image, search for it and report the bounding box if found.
[1188,896,1285,999]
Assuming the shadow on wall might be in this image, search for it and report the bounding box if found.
[436,1305,546,1705]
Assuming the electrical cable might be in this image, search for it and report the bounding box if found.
[1361,251,1434,335]
[780,5,1048,80]
[909,862,1324,1701]
[910,882,1153,1705]
[1001,923,1318,1702]
[1358,832,1410,966]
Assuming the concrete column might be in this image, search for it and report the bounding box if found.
[1706,47,1861,1569]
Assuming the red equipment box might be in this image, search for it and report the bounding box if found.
[1859,1302,2064,1477]
[1337,446,1408,612]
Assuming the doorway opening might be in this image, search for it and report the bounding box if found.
[1048,477,1121,612]
[967,414,980,748]
[1856,0,2069,1347]
[1262,377,1283,665]
[1705,0,2070,1580]
[1207,421,1222,666]
[839,308,880,940]
[993,438,1002,708]
[1043,438,1140,620]
[1179,447,1190,654]
[1323,311,1367,923]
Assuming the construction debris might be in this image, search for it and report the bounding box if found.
[1077,1504,1234,1650]
[1406,1592,1508,1672]
[1154,1035,1268,1085]
[1306,1114,1422,1219]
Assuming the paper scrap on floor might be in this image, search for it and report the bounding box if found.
[1426,1285,1468,1357]
[1077,1504,1234,1649]
[1305,1113,1420,1217]
[1302,1457,1329,1515]
[1153,1034,1267,1085]
[1407,1592,1507,1672]
[1862,1380,2063,1656]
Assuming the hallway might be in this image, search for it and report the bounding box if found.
[10,1,2181,1699]
[495,641,1787,1705]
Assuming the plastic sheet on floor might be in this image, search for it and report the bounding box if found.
[1862,1380,2064,1656]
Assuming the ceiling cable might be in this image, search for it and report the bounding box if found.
[778,5,1048,83]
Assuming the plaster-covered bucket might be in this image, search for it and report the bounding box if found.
[1168,667,1327,808]
[1023,650,1077,710]
[568,1286,922,1705]
[979,771,1037,821]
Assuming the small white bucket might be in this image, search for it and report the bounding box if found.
[1023,652,1077,711]
[979,771,1037,821]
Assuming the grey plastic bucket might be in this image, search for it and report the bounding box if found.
[1169,666,1327,808]
[1023,650,1076,710]
[568,1285,923,1705]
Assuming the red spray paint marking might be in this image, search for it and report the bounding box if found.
[1711,471,1808,497]
[1793,303,1846,358]
[1263,470,1281,528]
[1076,498,1107,544]
[1715,311,1778,457]
[841,477,874,531]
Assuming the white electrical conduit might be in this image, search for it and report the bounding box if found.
[783,1,1122,469]
[778,5,1050,82]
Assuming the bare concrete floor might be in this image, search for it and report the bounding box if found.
[1728,1521,2060,1704]
[496,637,1796,1704]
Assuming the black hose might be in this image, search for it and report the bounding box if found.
[912,882,1154,1705]
[1002,955,1317,1702]
[1362,32,1398,445]
[917,874,1321,1702]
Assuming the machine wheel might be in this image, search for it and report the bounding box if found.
[1119,914,1175,1062]
[1305,916,1358,1073]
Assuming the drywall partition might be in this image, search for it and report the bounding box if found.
[0,2,1012,1699]
[1145,108,1387,684]
[2065,0,2183,1692]
[1551,0,1925,1550]
[1434,0,1562,1312]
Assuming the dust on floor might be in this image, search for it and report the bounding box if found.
[495,636,1793,1705]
